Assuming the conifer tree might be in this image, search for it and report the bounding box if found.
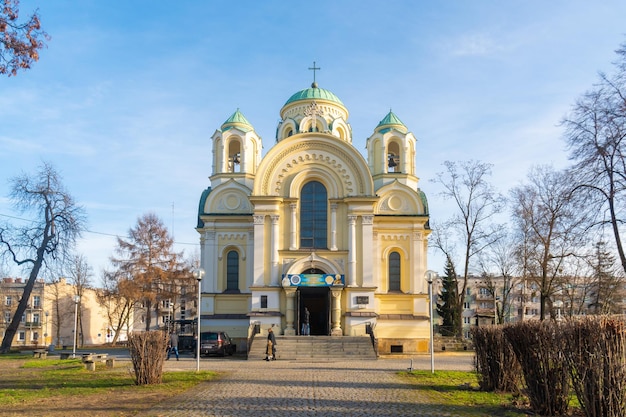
[436,256,460,337]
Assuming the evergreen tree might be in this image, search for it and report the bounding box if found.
[436,256,460,337]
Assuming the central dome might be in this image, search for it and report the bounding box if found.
[284,83,344,106]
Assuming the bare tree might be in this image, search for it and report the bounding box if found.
[510,165,586,320]
[0,0,49,76]
[65,254,92,347]
[562,41,626,275]
[478,232,519,324]
[0,163,85,352]
[97,269,135,345]
[110,213,188,331]
[431,160,506,336]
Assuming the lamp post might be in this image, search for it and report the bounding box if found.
[193,268,205,372]
[44,311,49,347]
[425,270,438,374]
[72,295,80,358]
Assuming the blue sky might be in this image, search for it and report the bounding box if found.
[1,1,625,280]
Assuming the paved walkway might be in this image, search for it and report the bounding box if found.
[136,354,476,417]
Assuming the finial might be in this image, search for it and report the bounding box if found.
[308,61,321,88]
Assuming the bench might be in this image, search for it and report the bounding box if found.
[33,349,47,359]
[82,353,110,371]
[59,352,71,360]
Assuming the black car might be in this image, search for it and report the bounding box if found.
[199,331,236,356]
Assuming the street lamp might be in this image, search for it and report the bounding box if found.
[193,268,205,372]
[425,270,438,374]
[72,295,80,358]
[44,311,49,347]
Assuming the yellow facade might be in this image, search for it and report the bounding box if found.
[197,81,433,354]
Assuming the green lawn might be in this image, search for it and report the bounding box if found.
[403,370,533,417]
[0,353,216,407]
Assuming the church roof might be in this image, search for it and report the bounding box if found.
[284,83,344,107]
[376,111,408,134]
[222,109,253,132]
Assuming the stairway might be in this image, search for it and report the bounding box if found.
[248,335,377,361]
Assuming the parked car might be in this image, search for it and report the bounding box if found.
[199,331,236,356]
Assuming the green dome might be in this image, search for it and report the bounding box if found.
[284,83,344,107]
[222,109,253,132]
[376,110,408,134]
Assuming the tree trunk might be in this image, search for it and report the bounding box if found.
[0,241,48,353]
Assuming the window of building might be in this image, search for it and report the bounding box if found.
[33,295,41,308]
[18,331,25,341]
[21,313,25,323]
[261,295,268,309]
[463,302,470,309]
[32,331,39,342]
[300,181,327,249]
[388,251,401,292]
[479,288,490,296]
[33,312,40,324]
[463,317,471,324]
[226,250,239,291]
[5,296,11,307]
[4,311,10,324]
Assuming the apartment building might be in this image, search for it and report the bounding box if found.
[0,277,47,347]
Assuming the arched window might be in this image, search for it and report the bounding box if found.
[226,250,239,292]
[388,251,401,292]
[300,181,327,249]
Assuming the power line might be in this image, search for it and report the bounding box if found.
[0,212,199,246]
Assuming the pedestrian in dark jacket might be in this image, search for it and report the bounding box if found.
[265,327,277,361]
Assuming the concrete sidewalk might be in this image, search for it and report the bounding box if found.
[136,353,477,417]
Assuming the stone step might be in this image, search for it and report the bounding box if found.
[248,335,377,361]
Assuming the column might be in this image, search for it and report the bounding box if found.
[330,203,338,251]
[284,288,296,336]
[330,288,343,336]
[246,230,254,289]
[412,231,423,293]
[270,215,280,286]
[203,230,217,293]
[362,215,374,287]
[289,203,297,250]
[253,215,265,286]
[348,215,357,286]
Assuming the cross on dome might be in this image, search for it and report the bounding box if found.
[308,61,321,88]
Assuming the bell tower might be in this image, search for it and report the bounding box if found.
[365,111,418,191]
[210,109,262,190]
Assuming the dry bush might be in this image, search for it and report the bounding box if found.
[471,325,521,393]
[561,316,626,417]
[503,321,570,416]
[128,331,168,385]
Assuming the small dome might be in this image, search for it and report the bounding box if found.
[284,84,344,107]
[375,110,408,134]
[222,109,253,132]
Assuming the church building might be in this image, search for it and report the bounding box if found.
[196,75,433,354]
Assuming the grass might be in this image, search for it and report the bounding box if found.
[0,353,217,409]
[402,370,531,417]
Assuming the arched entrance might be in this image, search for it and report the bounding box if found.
[297,286,330,335]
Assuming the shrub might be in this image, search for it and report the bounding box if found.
[471,325,521,393]
[128,331,168,385]
[503,321,570,416]
[561,316,626,417]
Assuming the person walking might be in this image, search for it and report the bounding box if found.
[167,331,179,361]
[301,307,310,336]
[265,327,277,361]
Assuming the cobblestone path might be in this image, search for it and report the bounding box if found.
[137,356,476,417]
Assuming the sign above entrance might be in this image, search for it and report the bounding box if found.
[282,274,345,287]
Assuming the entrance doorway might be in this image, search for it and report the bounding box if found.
[297,287,330,336]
